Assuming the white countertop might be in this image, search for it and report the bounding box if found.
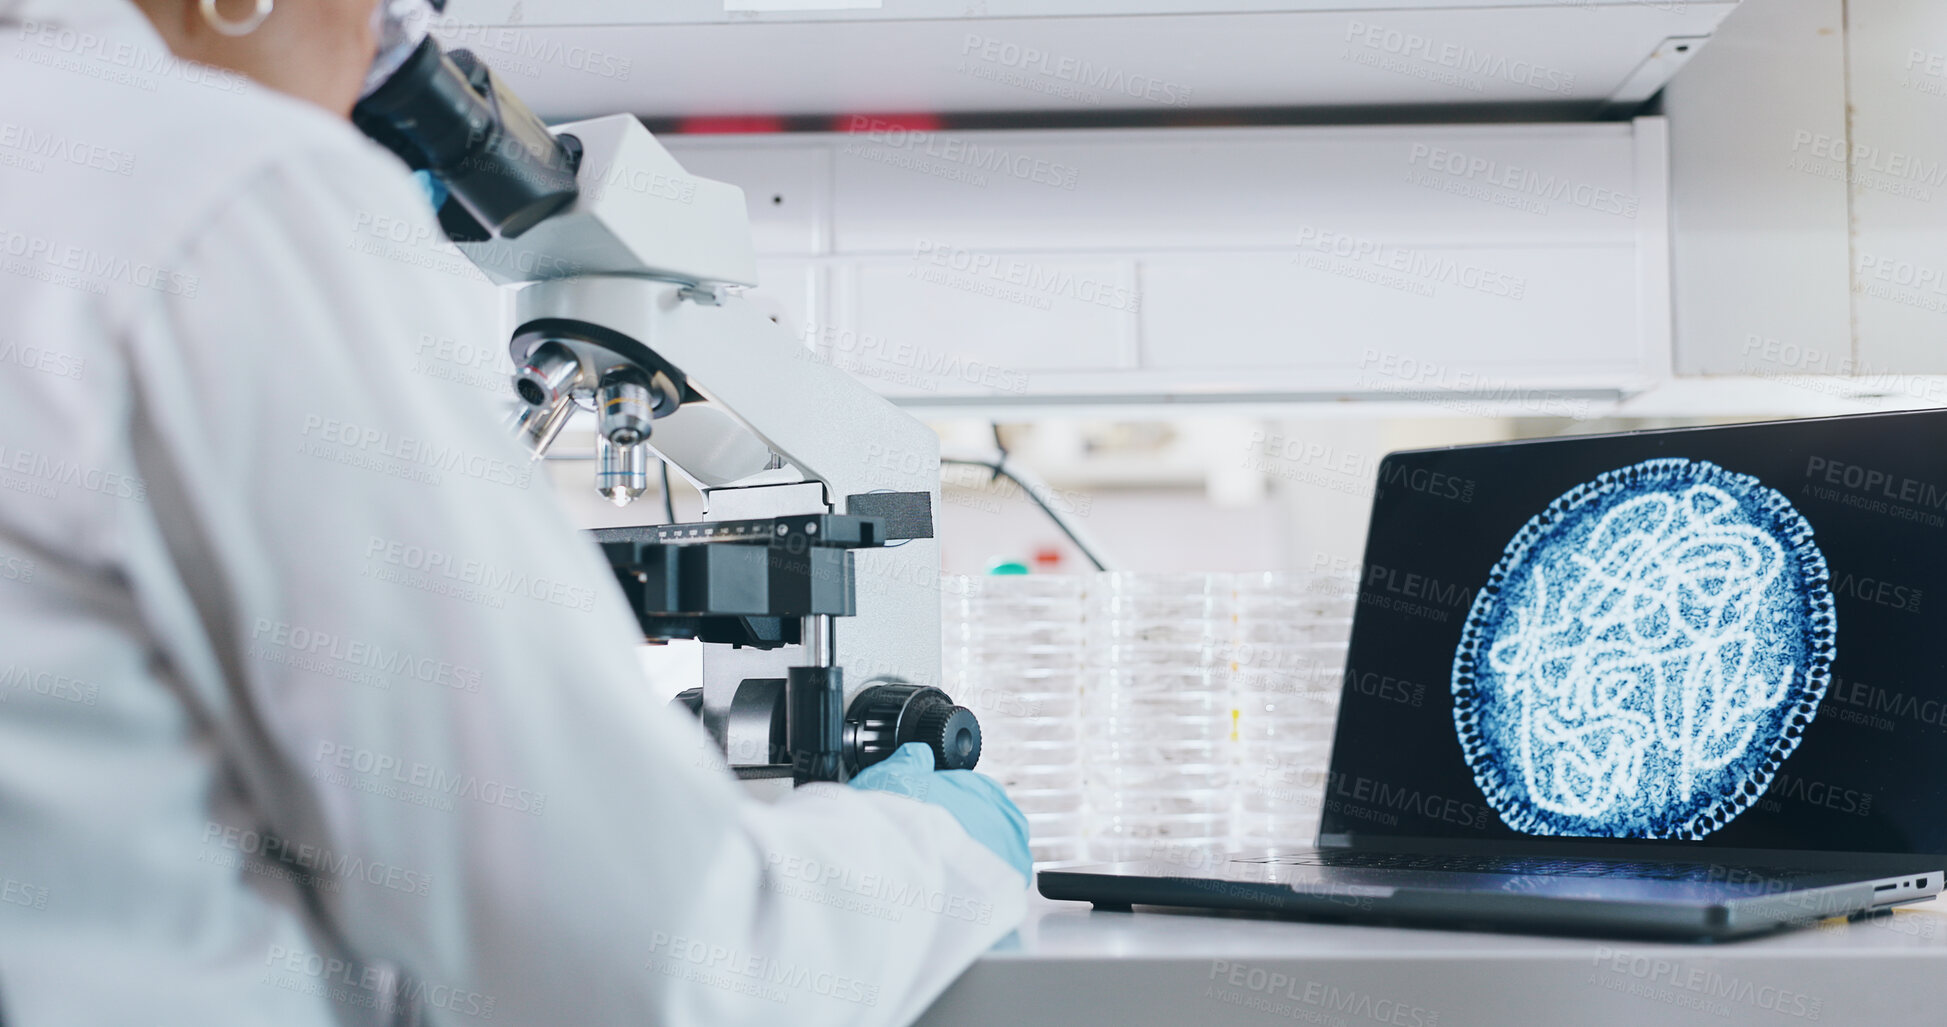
[916,893,1947,1026]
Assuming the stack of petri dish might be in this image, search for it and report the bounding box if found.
[941,574,1088,865]
[1080,573,1234,867]
[1229,571,1360,855]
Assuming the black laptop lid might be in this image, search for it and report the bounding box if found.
[1322,410,1947,862]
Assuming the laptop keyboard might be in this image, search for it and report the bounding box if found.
[1231,851,1820,883]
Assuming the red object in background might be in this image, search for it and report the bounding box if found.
[671,113,949,136]
[677,116,788,135]
[835,112,945,134]
[1033,547,1064,572]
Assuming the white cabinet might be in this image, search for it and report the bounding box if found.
[1136,247,1640,381]
[450,1,1715,20]
[668,119,1671,409]
[830,126,1644,251]
[848,257,1138,373]
[435,2,1736,121]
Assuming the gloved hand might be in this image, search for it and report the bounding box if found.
[849,742,1033,884]
[410,169,449,213]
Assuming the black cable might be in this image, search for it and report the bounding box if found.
[941,456,1109,572]
[988,423,1008,487]
[659,461,677,524]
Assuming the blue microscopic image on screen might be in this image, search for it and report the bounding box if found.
[1452,458,1837,840]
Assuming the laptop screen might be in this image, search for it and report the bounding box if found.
[1322,410,1947,856]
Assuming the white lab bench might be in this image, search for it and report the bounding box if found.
[916,893,1947,1026]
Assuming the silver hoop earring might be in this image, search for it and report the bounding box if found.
[199,0,274,37]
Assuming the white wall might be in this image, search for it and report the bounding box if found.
[1666,0,1947,378]
[930,415,1533,577]
[1848,0,1947,373]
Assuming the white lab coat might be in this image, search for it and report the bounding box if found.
[0,2,1024,1024]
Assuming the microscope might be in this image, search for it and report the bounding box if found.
[353,30,981,787]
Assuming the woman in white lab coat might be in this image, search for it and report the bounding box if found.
[0,1,1027,1023]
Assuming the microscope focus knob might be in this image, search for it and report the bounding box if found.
[913,702,982,771]
[845,684,983,773]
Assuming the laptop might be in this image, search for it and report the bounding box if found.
[1040,410,1947,940]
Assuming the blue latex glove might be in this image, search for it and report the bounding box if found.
[849,742,1032,884]
[410,169,449,213]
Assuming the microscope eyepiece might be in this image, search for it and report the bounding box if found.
[352,36,580,241]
